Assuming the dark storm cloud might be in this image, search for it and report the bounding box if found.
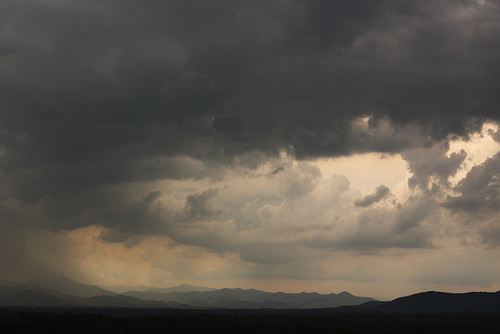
[402,143,467,190]
[393,195,436,234]
[180,188,221,222]
[443,152,500,212]
[0,0,499,236]
[354,185,390,207]
[441,152,500,247]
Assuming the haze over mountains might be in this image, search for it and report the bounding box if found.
[104,284,216,294]
[0,277,499,313]
[0,277,374,309]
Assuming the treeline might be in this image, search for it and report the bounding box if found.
[1,309,500,334]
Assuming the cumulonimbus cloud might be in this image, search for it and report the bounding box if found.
[0,0,500,289]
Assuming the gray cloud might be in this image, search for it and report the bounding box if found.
[490,128,500,143]
[0,0,500,282]
[305,203,433,251]
[0,1,497,196]
[180,188,222,222]
[354,185,391,207]
[443,152,500,212]
[98,191,167,234]
[477,216,500,248]
[238,244,298,265]
[402,143,467,190]
[394,195,436,235]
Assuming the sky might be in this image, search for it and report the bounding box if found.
[0,0,500,300]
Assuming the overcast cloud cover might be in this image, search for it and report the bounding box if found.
[1,0,500,298]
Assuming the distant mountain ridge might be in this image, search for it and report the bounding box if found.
[0,289,72,307]
[25,276,116,298]
[104,283,215,294]
[0,277,116,298]
[0,277,374,309]
[122,287,375,309]
[2,277,500,313]
[0,289,192,308]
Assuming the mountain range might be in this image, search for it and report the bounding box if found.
[0,277,499,313]
[0,277,373,309]
[103,283,215,294]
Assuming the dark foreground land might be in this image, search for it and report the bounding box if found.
[1,308,500,334]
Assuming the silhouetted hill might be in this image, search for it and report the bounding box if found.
[357,300,388,308]
[0,278,196,308]
[0,286,18,296]
[375,291,500,313]
[24,277,116,298]
[79,295,192,308]
[0,287,195,308]
[0,289,71,307]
